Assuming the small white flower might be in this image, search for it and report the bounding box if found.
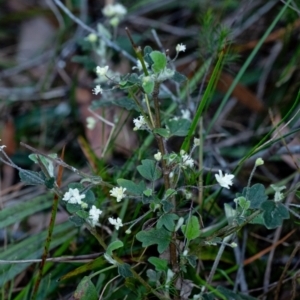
[169,172,174,178]
[193,137,200,146]
[183,249,189,256]
[96,65,109,76]
[215,170,234,189]
[176,43,186,53]
[102,3,127,18]
[86,116,97,130]
[62,188,86,204]
[133,115,147,131]
[92,85,103,95]
[271,184,286,202]
[89,205,102,226]
[181,109,191,120]
[110,187,126,202]
[0,145,6,151]
[182,154,194,168]
[108,217,123,230]
[154,151,162,161]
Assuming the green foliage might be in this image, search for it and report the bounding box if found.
[242,183,268,209]
[136,228,172,253]
[137,159,162,181]
[148,257,168,272]
[150,51,167,73]
[117,178,146,195]
[181,216,201,241]
[261,201,290,229]
[74,277,98,300]
[157,213,178,231]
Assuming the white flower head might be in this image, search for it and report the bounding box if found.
[181,154,194,169]
[215,170,234,189]
[176,43,186,53]
[86,116,97,130]
[108,217,123,230]
[96,65,109,76]
[102,3,127,18]
[271,184,286,202]
[181,109,191,120]
[92,85,103,95]
[89,205,102,226]
[133,115,147,131]
[193,137,200,146]
[62,188,86,204]
[110,187,126,202]
[154,151,162,161]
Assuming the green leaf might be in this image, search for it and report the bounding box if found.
[137,159,162,181]
[83,190,95,206]
[181,216,200,241]
[186,255,197,268]
[143,188,152,196]
[153,128,170,138]
[242,183,268,209]
[142,77,155,94]
[74,276,98,300]
[118,263,133,278]
[224,203,236,225]
[172,71,187,83]
[157,214,178,231]
[237,197,250,210]
[117,178,146,195]
[216,286,257,300]
[69,215,85,227]
[19,170,45,186]
[76,210,89,219]
[150,51,167,73]
[144,46,153,66]
[107,240,124,256]
[146,269,161,282]
[166,119,191,137]
[136,228,172,253]
[128,73,140,84]
[29,153,57,177]
[44,177,55,189]
[261,201,290,229]
[148,257,168,272]
[161,200,174,213]
[66,203,81,214]
[249,212,265,225]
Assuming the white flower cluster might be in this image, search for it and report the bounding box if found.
[215,170,234,189]
[109,186,127,202]
[62,188,86,204]
[96,66,109,77]
[180,150,194,169]
[62,186,125,230]
[102,3,127,27]
[133,115,148,131]
[176,43,186,53]
[92,85,103,95]
[89,205,102,226]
